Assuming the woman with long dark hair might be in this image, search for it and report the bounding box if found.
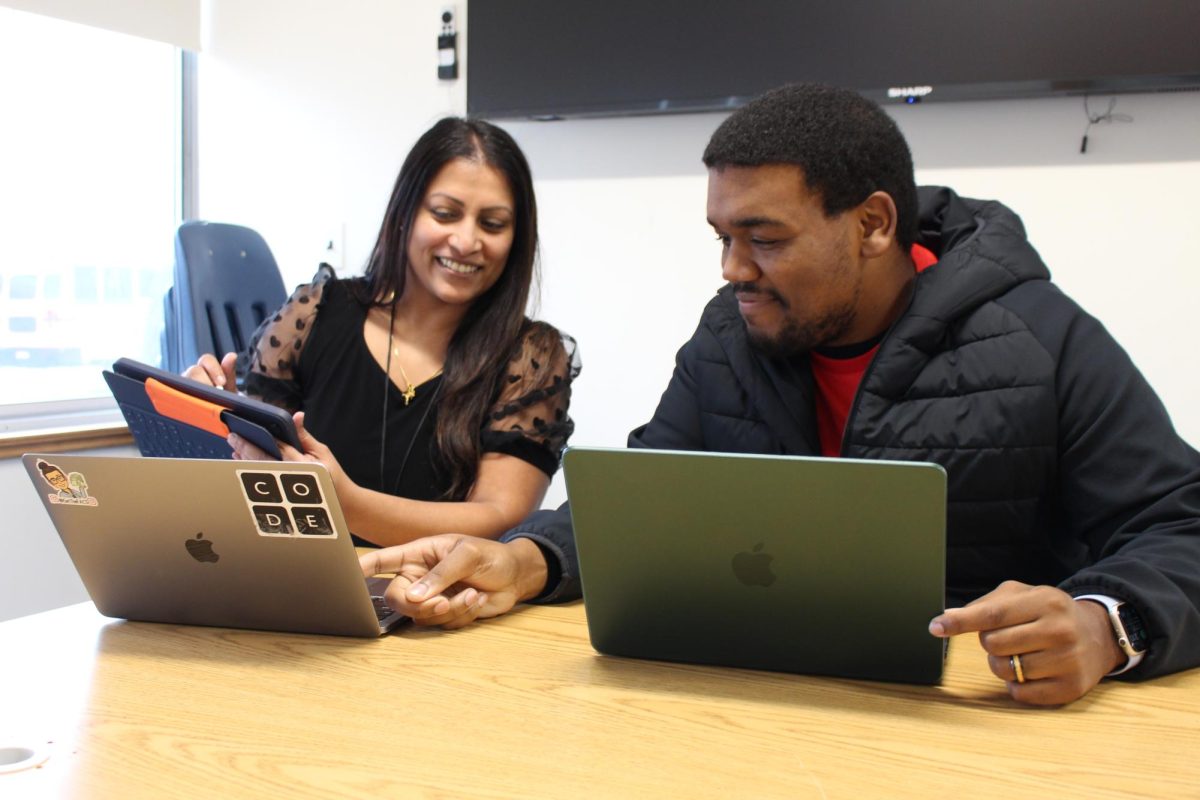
[187,117,579,547]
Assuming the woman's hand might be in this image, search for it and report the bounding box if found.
[184,352,238,392]
[228,411,361,503]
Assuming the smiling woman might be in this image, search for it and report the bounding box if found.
[184,118,581,551]
[403,158,516,310]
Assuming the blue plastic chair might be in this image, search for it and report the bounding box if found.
[162,221,286,379]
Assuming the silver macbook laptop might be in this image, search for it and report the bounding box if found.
[563,447,947,684]
[23,453,405,637]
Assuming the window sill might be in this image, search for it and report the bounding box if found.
[0,423,133,460]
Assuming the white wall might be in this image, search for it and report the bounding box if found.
[197,0,465,285]
[196,0,1200,517]
[508,95,1200,513]
[6,1,1197,620]
[0,0,200,50]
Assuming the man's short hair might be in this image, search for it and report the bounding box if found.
[702,83,919,249]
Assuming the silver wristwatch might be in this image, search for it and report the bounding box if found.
[1075,594,1148,675]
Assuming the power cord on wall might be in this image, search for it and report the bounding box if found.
[1081,95,1133,154]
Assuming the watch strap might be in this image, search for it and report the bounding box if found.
[1074,594,1146,676]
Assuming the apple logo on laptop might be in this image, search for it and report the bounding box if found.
[731,542,775,587]
[185,533,219,564]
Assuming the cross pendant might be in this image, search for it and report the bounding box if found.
[402,385,416,406]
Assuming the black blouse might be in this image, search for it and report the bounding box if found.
[242,268,580,506]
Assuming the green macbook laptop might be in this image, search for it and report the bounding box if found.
[563,447,947,685]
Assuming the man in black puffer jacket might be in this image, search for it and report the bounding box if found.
[367,83,1200,706]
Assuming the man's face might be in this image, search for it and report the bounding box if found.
[707,164,864,356]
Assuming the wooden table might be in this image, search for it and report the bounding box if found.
[1,601,1197,799]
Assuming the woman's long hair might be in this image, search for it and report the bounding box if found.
[356,117,539,499]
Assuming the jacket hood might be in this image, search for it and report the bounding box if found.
[912,186,1050,323]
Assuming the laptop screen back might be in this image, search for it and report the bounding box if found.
[563,447,947,684]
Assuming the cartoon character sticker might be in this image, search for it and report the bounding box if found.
[37,460,99,507]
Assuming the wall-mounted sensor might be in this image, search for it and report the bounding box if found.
[438,6,458,81]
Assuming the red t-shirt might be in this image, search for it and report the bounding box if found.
[810,244,938,456]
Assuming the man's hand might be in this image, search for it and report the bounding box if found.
[184,352,238,392]
[360,536,550,629]
[928,581,1123,706]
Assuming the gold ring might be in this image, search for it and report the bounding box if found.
[1010,654,1026,684]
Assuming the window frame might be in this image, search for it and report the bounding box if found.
[0,44,197,448]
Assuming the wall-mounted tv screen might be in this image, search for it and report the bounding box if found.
[467,0,1200,119]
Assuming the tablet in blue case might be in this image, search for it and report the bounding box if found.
[104,357,301,460]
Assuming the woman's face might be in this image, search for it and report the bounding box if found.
[403,156,516,310]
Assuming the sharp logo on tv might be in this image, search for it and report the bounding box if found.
[887,85,933,99]
[731,542,776,587]
[185,533,219,564]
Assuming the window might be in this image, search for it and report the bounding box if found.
[0,8,182,421]
[9,277,37,301]
[104,268,134,303]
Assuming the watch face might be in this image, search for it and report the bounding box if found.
[1118,604,1149,653]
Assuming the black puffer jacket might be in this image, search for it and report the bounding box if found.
[506,187,1200,679]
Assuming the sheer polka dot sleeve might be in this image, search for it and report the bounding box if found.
[241,265,335,412]
[481,322,581,477]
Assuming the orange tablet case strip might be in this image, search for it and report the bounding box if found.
[144,378,231,439]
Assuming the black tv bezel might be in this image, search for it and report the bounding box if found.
[465,1,1200,121]
[469,75,1200,121]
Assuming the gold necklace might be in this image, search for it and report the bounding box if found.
[389,347,443,406]
[382,303,441,406]
[392,354,417,406]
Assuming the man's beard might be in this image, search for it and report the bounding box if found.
[734,283,857,358]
